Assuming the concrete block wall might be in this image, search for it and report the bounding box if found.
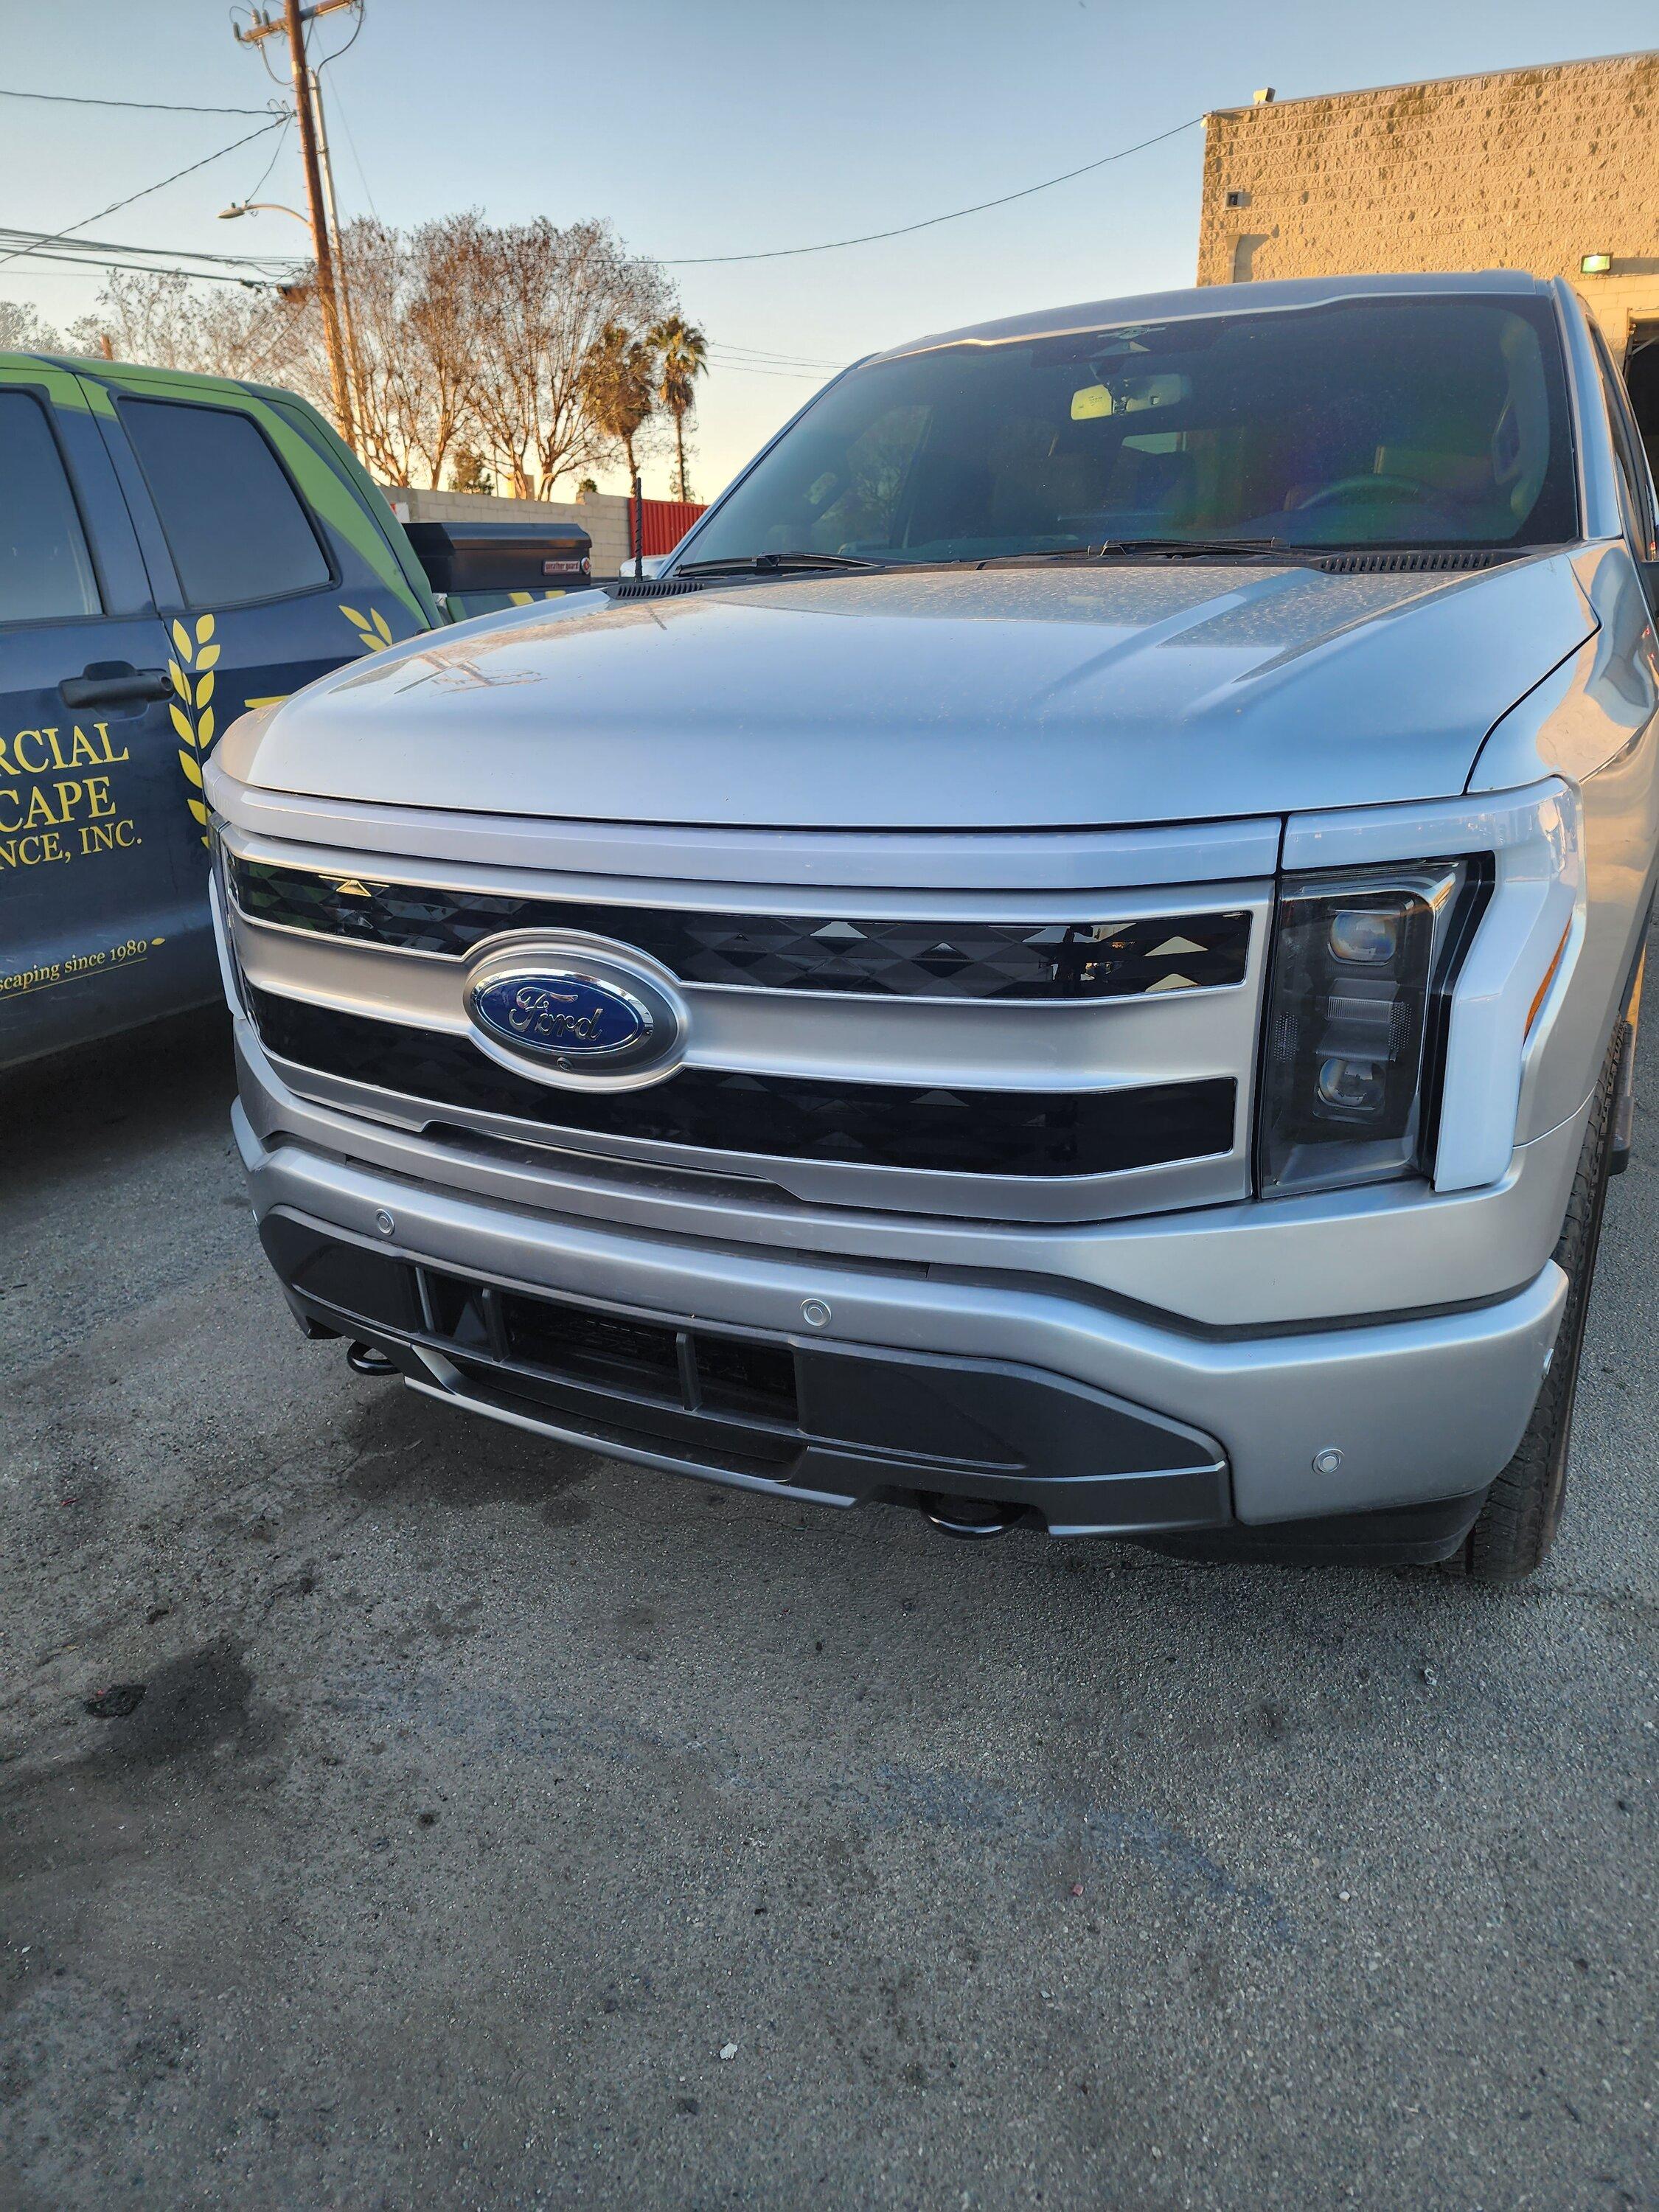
[1197,51,1659,361]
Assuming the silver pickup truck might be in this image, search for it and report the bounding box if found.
[206,273,1659,1584]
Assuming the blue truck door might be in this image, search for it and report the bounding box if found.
[87,375,431,784]
[0,364,208,1067]
[99,386,379,815]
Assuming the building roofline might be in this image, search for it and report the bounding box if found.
[1204,44,1659,120]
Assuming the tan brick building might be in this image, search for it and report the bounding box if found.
[1197,49,1659,460]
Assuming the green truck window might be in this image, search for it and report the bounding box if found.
[122,397,332,608]
[0,390,101,622]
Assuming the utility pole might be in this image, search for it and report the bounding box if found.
[234,0,357,447]
[307,69,366,433]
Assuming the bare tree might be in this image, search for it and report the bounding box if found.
[66,270,320,389]
[459,217,672,498]
[68,272,204,372]
[399,218,479,489]
[0,299,63,351]
[328,217,414,481]
[193,279,321,389]
[57,214,685,503]
[327,216,479,489]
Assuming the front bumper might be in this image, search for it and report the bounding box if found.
[234,1029,1569,1541]
[261,1210,1231,1539]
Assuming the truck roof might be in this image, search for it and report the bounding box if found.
[0,348,314,412]
[877,269,1556,362]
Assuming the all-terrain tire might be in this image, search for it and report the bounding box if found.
[1458,1019,1625,1583]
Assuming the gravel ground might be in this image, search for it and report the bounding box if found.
[1,1005,1654,2211]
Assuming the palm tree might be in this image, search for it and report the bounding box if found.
[581,321,658,571]
[582,321,656,490]
[650,315,708,502]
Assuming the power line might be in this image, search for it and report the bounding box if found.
[0,225,302,270]
[321,69,378,219]
[309,0,366,71]
[0,117,287,271]
[716,341,847,367]
[3,247,289,288]
[652,114,1201,266]
[0,83,274,116]
[714,363,835,380]
[709,349,841,379]
[237,114,294,207]
[713,347,837,364]
[0,224,839,361]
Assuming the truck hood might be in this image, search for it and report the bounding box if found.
[221,556,1594,831]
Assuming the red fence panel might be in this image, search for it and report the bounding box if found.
[628,497,708,559]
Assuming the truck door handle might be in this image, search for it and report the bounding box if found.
[59,662,174,707]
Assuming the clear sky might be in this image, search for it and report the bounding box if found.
[3,0,1654,498]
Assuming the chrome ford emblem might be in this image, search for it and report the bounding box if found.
[470,971,652,1058]
[463,937,688,1092]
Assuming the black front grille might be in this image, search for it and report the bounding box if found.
[227,854,1249,1002]
[247,987,1236,1180]
[259,1217,1232,1522]
[265,1219,799,1456]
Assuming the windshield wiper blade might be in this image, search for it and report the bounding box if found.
[674,550,886,577]
[1111,535,1291,557]
[982,537,1298,566]
[987,535,1310,566]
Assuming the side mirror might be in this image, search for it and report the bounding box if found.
[401,520,592,595]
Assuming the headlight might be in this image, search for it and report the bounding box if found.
[1257,859,1488,1197]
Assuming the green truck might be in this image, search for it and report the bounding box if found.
[0,352,589,1066]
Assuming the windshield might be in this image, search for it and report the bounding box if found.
[682,296,1577,566]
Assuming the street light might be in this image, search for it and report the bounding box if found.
[219,201,308,224]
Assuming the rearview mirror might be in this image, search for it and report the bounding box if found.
[1071,372,1189,421]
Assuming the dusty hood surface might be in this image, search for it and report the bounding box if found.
[219,557,1593,831]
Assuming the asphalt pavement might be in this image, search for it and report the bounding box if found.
[1,1004,1655,2211]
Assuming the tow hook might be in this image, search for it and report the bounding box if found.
[919,1492,1021,1539]
[347,1340,398,1377]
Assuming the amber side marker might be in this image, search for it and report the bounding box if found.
[1526,924,1573,1035]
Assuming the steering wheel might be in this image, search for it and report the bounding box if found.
[1293,473,1441,512]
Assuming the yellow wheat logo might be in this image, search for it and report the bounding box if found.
[167,613,220,841]
[340,603,394,653]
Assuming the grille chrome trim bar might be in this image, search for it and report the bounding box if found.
[229,907,1270,1094]
[249,1037,1253,1225]
[246,986,1238,1182]
[225,850,1252,1003]
[215,818,1270,925]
